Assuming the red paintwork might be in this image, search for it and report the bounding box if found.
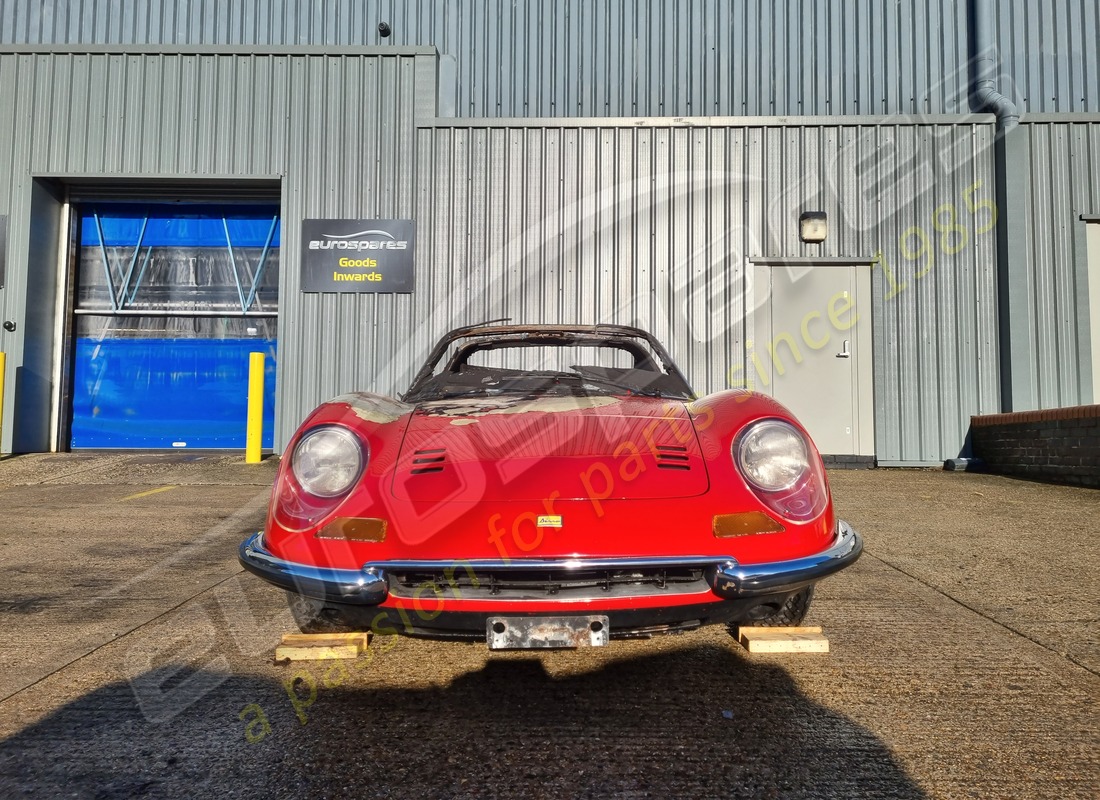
[393,397,709,501]
[263,390,837,582]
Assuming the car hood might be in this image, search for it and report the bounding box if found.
[390,394,709,502]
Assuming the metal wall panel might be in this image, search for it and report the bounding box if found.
[1010,119,1100,407]
[413,120,1001,463]
[0,48,434,452]
[0,48,1002,461]
[994,1,1100,113]
[3,1,1096,116]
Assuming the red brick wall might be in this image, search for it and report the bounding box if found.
[971,405,1100,488]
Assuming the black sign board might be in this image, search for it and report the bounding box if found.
[300,219,415,293]
[0,215,7,288]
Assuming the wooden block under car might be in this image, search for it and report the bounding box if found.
[275,631,370,661]
[736,626,829,653]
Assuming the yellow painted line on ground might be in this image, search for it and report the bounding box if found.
[118,486,177,502]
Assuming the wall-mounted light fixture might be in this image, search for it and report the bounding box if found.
[799,211,828,243]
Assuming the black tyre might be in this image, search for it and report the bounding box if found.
[735,585,815,631]
[286,592,355,634]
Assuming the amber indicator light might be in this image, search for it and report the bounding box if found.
[315,517,388,542]
[712,511,785,538]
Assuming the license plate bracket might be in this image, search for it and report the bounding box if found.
[486,615,610,650]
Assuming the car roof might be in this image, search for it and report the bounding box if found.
[444,321,654,340]
[404,320,694,400]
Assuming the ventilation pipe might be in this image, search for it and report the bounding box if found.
[971,0,1019,129]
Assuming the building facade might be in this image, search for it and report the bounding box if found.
[0,0,1097,464]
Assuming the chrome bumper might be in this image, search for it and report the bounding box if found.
[239,533,388,604]
[239,521,862,605]
[705,520,862,598]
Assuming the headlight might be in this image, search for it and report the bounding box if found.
[291,426,364,497]
[736,420,810,492]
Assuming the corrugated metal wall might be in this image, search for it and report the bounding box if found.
[2,1,1096,117]
[0,48,436,452]
[994,1,1100,113]
[0,47,1006,461]
[411,120,1001,463]
[1008,118,1100,407]
[0,51,294,177]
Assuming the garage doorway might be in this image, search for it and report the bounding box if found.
[67,202,280,449]
[1087,221,1100,403]
[751,260,875,460]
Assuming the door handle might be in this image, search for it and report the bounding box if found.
[836,339,850,359]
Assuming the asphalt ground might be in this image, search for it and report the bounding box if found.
[0,454,1096,799]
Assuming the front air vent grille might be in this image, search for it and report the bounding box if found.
[655,444,691,471]
[388,566,708,600]
[410,448,446,475]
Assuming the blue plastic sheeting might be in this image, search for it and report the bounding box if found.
[79,204,281,248]
[71,338,277,449]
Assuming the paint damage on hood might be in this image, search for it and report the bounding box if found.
[332,392,413,425]
[418,395,622,421]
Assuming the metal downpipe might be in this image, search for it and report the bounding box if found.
[971,0,1019,130]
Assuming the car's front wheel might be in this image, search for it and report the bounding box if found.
[286,592,355,634]
[733,585,815,631]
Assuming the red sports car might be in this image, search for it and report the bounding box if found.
[240,323,861,648]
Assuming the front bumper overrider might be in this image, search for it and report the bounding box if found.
[238,520,862,605]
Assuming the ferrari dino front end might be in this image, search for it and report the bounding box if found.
[239,322,862,648]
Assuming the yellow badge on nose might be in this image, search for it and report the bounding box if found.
[537,515,563,528]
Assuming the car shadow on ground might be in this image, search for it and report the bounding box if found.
[0,644,925,799]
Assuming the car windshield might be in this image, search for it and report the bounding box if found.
[403,327,694,402]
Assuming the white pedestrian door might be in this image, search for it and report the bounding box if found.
[753,262,874,458]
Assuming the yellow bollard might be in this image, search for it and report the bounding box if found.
[0,351,5,454]
[245,352,265,464]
